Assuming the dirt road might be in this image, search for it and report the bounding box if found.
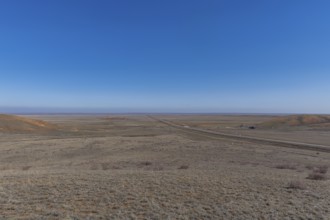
[148,115,330,153]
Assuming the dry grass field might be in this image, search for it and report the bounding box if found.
[0,114,329,219]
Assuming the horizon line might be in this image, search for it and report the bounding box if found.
[1,112,329,116]
[0,106,329,115]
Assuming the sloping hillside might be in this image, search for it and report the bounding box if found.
[0,114,58,133]
[259,115,330,128]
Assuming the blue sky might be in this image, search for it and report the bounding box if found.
[0,0,330,113]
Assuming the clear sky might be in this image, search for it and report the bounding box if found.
[1,0,330,113]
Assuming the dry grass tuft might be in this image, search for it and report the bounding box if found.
[90,163,99,170]
[22,166,32,171]
[275,164,296,170]
[152,166,164,171]
[315,165,328,174]
[111,165,121,169]
[101,163,111,170]
[305,164,328,180]
[287,180,306,190]
[142,161,152,166]
[307,171,327,180]
[178,165,189,170]
[305,164,314,170]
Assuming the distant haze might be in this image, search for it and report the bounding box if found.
[1,0,330,114]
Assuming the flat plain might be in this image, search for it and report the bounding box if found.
[0,114,330,219]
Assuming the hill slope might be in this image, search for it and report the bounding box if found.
[0,114,58,133]
[259,115,330,128]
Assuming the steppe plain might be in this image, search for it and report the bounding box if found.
[0,114,329,219]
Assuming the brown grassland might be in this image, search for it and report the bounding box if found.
[0,114,329,219]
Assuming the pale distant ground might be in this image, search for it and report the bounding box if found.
[159,114,330,146]
[0,114,329,219]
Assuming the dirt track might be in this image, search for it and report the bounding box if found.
[148,116,330,153]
